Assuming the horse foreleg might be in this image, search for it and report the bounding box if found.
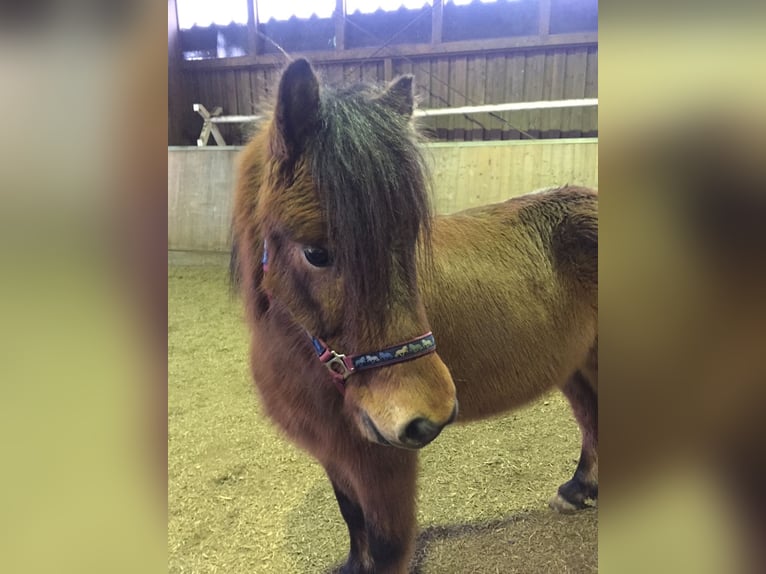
[550,369,598,513]
[328,475,373,574]
[355,449,418,574]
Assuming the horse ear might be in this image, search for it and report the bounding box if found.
[272,58,320,160]
[377,75,414,117]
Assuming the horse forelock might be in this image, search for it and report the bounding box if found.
[308,86,432,331]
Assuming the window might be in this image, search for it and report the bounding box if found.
[173,0,597,62]
[443,0,538,42]
[257,0,335,21]
[346,0,431,13]
[176,0,250,60]
[176,0,249,29]
[549,0,597,34]
[256,0,336,53]
[345,1,433,48]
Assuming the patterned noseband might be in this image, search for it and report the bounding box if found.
[262,240,437,394]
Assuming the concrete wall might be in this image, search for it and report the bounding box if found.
[168,139,598,252]
[168,147,237,253]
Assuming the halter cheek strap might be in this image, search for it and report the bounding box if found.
[261,240,269,273]
[261,240,437,395]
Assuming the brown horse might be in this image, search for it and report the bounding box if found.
[231,58,598,574]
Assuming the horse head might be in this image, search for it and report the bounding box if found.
[254,58,457,449]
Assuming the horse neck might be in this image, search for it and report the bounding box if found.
[255,303,343,411]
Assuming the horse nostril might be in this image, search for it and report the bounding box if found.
[401,417,442,446]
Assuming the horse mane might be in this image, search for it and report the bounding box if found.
[304,83,433,326]
[231,69,433,333]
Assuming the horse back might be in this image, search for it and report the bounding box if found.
[510,185,598,292]
[424,186,598,418]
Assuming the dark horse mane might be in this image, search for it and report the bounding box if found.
[310,83,432,320]
[234,70,433,327]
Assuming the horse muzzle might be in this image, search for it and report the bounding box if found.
[362,402,459,450]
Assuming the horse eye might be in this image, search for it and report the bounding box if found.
[303,247,331,267]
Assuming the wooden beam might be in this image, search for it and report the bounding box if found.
[539,0,552,38]
[384,58,393,81]
[431,0,443,45]
[190,99,599,130]
[181,33,598,71]
[168,0,184,144]
[168,0,183,64]
[415,99,599,119]
[334,0,345,51]
[247,0,258,56]
[210,115,264,123]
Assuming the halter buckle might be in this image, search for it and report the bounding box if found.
[323,351,354,380]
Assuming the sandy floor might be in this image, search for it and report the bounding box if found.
[168,266,597,573]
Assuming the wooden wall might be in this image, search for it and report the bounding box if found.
[168,139,597,252]
[427,138,597,214]
[172,43,597,145]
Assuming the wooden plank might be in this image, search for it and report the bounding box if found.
[207,71,224,110]
[585,48,598,95]
[181,33,598,70]
[543,50,566,138]
[265,66,278,102]
[584,47,598,135]
[223,70,239,114]
[523,50,545,138]
[235,70,252,114]
[208,71,231,143]
[361,61,379,83]
[431,57,450,109]
[484,53,506,137]
[504,52,526,139]
[484,54,505,104]
[430,57,450,139]
[466,55,486,140]
[249,69,262,107]
[564,47,587,137]
[484,54,508,140]
[449,56,467,140]
[541,52,554,136]
[250,66,272,110]
[190,71,204,110]
[344,62,361,83]
[222,70,242,142]
[196,72,214,122]
[392,58,404,78]
[411,58,432,107]
[323,63,345,87]
[384,58,393,81]
[178,69,198,144]
[398,60,414,76]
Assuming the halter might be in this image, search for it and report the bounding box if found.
[262,240,437,394]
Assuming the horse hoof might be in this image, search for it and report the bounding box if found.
[548,492,582,514]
